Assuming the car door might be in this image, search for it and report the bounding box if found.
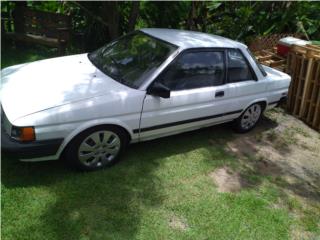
[219,49,269,114]
[137,49,239,141]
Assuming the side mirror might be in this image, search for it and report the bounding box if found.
[147,82,171,98]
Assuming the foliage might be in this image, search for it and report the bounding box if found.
[138,2,190,29]
[1,1,320,52]
[203,1,320,43]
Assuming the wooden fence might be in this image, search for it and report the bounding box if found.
[251,34,320,131]
[286,45,320,131]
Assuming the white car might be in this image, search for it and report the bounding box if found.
[1,28,290,170]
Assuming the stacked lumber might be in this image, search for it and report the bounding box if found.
[286,44,320,131]
[254,48,287,72]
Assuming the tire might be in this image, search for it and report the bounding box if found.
[65,125,129,171]
[233,103,263,133]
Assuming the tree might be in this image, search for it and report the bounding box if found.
[3,1,319,51]
[128,2,140,32]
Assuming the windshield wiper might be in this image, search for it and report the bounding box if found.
[109,55,121,69]
[108,56,126,84]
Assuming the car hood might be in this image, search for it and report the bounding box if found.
[1,53,130,123]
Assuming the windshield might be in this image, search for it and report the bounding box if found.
[88,31,178,89]
[247,49,267,77]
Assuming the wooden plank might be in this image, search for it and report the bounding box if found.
[287,53,299,112]
[286,53,293,110]
[270,60,286,67]
[309,54,320,60]
[262,49,275,55]
[291,45,320,58]
[24,9,70,24]
[311,60,320,129]
[306,44,320,51]
[274,66,285,72]
[257,55,272,61]
[306,61,320,122]
[5,32,59,47]
[286,52,294,74]
[312,89,320,129]
[288,60,297,110]
[299,57,314,117]
[293,57,306,115]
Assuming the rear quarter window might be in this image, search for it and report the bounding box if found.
[227,49,254,83]
[247,49,267,77]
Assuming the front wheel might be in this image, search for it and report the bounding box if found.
[65,126,128,171]
[233,103,263,133]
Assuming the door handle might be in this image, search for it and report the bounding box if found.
[215,91,224,97]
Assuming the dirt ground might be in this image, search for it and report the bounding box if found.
[212,107,320,201]
[210,108,320,239]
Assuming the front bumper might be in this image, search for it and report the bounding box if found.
[1,128,63,159]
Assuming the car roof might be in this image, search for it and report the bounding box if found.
[140,28,247,50]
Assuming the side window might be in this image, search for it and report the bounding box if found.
[158,51,225,91]
[227,49,254,83]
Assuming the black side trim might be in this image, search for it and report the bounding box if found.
[269,96,287,107]
[1,128,63,158]
[133,109,242,133]
[268,100,280,105]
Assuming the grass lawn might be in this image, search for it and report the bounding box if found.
[1,45,320,240]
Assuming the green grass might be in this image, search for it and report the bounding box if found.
[1,46,319,240]
[1,128,292,240]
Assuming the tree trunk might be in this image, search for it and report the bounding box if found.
[187,2,197,30]
[12,1,27,48]
[101,1,119,40]
[187,1,205,31]
[73,2,109,27]
[128,2,140,32]
[13,1,27,33]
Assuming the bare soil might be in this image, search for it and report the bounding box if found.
[168,215,189,231]
[209,108,320,239]
[209,167,249,193]
[211,108,320,202]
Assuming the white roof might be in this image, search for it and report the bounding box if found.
[141,28,247,50]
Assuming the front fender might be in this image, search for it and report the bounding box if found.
[56,118,135,158]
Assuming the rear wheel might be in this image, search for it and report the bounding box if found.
[233,103,263,133]
[65,126,128,171]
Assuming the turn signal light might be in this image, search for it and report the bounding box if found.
[11,126,35,142]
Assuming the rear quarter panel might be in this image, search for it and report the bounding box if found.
[263,66,291,106]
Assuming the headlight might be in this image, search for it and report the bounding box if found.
[11,126,35,142]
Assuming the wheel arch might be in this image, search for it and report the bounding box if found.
[242,99,268,113]
[56,120,133,159]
